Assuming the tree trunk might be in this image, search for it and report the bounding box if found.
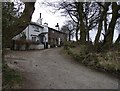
[94,2,111,44]
[94,2,111,50]
[104,14,107,34]
[86,30,90,42]
[75,29,78,41]
[3,2,35,48]
[69,31,71,41]
[75,27,79,41]
[102,2,119,50]
[114,34,120,45]
[78,2,86,44]
[94,17,103,46]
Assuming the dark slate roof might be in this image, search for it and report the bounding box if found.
[48,27,66,34]
[30,22,44,28]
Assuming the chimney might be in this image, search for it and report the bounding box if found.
[55,23,59,31]
[37,13,42,25]
[40,13,41,18]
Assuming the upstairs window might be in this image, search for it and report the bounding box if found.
[34,30,39,32]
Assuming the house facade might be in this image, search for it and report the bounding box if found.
[48,27,67,47]
[12,19,67,50]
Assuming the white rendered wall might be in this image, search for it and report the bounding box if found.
[13,24,49,43]
[26,25,43,41]
[45,34,48,42]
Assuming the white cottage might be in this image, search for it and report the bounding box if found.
[12,22,50,50]
[24,22,48,43]
[12,13,67,50]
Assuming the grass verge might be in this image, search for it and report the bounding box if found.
[63,42,120,78]
[2,63,22,89]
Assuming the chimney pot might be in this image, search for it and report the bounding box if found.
[40,13,41,18]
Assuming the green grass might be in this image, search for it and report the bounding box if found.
[64,45,120,76]
[2,63,22,89]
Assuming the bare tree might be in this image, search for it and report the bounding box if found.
[43,1,100,43]
[61,20,76,41]
[42,0,120,51]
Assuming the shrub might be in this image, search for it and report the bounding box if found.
[64,41,76,50]
[13,39,39,50]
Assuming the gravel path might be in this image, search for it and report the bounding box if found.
[5,48,118,89]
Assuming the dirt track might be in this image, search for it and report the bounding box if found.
[5,48,118,89]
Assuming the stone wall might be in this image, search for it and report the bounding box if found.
[48,28,67,47]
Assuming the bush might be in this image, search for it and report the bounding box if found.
[13,39,39,50]
[98,51,120,73]
[64,41,76,50]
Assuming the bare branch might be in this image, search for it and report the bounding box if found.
[97,2,105,9]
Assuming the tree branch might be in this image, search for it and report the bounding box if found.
[66,9,78,23]
[97,2,105,9]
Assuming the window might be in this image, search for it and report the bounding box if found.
[31,34,37,36]
[34,30,39,32]
[32,37,36,41]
